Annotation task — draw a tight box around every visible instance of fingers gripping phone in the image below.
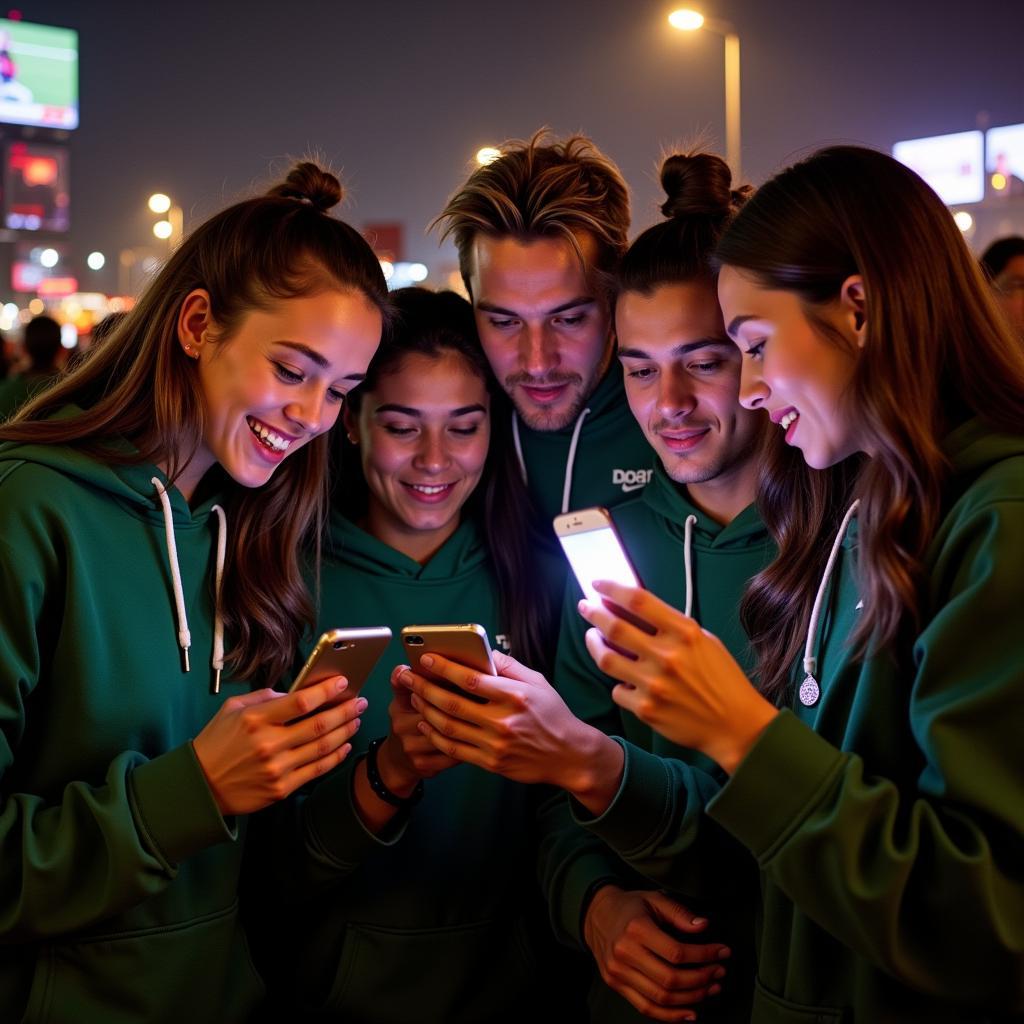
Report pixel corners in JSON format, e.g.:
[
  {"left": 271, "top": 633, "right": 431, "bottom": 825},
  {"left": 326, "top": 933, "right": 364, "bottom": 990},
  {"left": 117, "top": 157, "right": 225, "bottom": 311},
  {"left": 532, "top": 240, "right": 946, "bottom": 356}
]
[
  {"left": 401, "top": 624, "right": 495, "bottom": 703},
  {"left": 289, "top": 627, "right": 393, "bottom": 695},
  {"left": 553, "top": 507, "right": 641, "bottom": 603}
]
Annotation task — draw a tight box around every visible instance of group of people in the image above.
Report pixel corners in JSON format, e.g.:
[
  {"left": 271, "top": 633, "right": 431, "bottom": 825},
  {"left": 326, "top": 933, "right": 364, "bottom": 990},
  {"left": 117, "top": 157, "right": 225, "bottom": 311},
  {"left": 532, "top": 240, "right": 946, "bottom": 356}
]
[{"left": 0, "top": 132, "right": 1021, "bottom": 1024}]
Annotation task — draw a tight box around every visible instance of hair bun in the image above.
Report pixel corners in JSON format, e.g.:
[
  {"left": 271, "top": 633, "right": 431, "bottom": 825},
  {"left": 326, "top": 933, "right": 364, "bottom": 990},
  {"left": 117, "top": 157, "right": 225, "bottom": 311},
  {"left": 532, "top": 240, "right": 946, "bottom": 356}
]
[
  {"left": 660, "top": 152, "right": 740, "bottom": 220},
  {"left": 268, "top": 161, "right": 344, "bottom": 213}
]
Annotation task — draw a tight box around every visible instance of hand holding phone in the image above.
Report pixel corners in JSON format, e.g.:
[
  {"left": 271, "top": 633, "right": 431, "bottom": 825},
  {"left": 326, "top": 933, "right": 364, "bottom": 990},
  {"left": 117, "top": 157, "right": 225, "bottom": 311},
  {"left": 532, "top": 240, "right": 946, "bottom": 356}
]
[
  {"left": 401, "top": 624, "right": 495, "bottom": 703},
  {"left": 289, "top": 627, "right": 393, "bottom": 696}
]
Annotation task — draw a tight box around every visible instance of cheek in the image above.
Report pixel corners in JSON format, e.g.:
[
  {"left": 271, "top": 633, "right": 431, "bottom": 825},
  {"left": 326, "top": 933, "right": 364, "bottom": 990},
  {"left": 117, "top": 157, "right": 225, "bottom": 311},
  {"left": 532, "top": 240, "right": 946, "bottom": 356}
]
[{"left": 362, "top": 436, "right": 405, "bottom": 484}]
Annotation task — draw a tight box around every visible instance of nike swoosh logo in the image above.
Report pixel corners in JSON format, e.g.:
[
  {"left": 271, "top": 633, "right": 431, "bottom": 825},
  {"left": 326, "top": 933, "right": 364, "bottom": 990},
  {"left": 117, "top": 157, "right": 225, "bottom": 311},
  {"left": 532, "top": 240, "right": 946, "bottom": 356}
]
[{"left": 620, "top": 481, "right": 646, "bottom": 493}]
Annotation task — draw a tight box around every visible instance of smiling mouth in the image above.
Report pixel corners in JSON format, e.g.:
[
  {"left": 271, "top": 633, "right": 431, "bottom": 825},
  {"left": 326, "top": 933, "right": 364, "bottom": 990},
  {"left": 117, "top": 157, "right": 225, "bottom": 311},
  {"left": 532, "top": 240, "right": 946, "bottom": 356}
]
[
  {"left": 658, "top": 427, "right": 710, "bottom": 451},
  {"left": 246, "top": 416, "right": 293, "bottom": 453}
]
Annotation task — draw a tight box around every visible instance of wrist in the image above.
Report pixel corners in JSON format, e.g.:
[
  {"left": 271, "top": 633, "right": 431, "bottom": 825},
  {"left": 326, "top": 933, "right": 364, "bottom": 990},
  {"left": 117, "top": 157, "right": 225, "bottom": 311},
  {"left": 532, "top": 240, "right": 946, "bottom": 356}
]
[
  {"left": 712, "top": 698, "right": 778, "bottom": 775},
  {"left": 583, "top": 882, "right": 622, "bottom": 948},
  {"left": 559, "top": 726, "right": 624, "bottom": 810},
  {"left": 374, "top": 736, "right": 421, "bottom": 800}
]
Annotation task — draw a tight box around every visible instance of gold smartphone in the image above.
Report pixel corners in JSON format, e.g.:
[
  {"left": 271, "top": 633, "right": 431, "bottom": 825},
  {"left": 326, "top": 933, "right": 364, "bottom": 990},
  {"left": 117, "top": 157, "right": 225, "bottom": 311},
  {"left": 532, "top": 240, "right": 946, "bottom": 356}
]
[
  {"left": 401, "top": 623, "right": 495, "bottom": 702},
  {"left": 289, "top": 627, "right": 393, "bottom": 695}
]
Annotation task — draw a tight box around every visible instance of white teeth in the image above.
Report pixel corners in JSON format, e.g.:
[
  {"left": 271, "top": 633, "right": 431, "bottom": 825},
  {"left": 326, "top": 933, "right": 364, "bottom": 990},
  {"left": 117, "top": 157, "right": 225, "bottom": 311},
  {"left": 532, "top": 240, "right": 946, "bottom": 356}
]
[
  {"left": 409, "top": 484, "right": 449, "bottom": 495},
  {"left": 247, "top": 417, "right": 291, "bottom": 452},
  {"left": 780, "top": 410, "right": 799, "bottom": 431}
]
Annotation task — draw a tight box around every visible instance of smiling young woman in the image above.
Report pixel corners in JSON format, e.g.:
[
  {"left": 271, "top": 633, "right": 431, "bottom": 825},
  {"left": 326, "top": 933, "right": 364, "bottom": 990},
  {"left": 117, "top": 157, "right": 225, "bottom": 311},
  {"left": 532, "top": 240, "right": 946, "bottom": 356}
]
[
  {"left": 0, "top": 161, "right": 388, "bottom": 1023},
  {"left": 572, "top": 145, "right": 1024, "bottom": 1022}
]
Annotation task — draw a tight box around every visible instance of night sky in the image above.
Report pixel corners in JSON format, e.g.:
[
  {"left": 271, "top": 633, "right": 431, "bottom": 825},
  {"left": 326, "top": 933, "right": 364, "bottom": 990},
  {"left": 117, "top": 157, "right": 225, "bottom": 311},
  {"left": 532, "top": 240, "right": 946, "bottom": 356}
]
[{"left": 15, "top": 0, "right": 1024, "bottom": 292}]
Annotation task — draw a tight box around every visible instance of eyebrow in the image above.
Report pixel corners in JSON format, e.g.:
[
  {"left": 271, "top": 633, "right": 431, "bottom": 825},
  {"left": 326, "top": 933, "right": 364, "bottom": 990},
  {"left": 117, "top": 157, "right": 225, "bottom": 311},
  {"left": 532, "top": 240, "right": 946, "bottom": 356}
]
[
  {"left": 374, "top": 403, "right": 488, "bottom": 418},
  {"left": 275, "top": 340, "right": 366, "bottom": 381},
  {"left": 725, "top": 315, "right": 759, "bottom": 339},
  {"left": 618, "top": 337, "right": 733, "bottom": 360},
  {"left": 475, "top": 296, "right": 595, "bottom": 318}
]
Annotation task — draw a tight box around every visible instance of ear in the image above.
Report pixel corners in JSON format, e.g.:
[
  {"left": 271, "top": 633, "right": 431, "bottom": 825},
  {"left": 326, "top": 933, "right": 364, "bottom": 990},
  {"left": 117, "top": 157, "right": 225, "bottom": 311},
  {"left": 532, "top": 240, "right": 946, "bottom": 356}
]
[
  {"left": 176, "top": 288, "right": 213, "bottom": 358},
  {"left": 838, "top": 275, "right": 867, "bottom": 349},
  {"left": 342, "top": 401, "right": 360, "bottom": 444}
]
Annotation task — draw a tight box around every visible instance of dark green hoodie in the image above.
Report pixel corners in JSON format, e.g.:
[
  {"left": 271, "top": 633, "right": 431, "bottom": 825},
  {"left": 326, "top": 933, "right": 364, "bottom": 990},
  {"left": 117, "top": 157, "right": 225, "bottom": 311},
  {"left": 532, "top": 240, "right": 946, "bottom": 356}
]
[
  {"left": 514, "top": 366, "right": 653, "bottom": 523},
  {"left": 0, "top": 437, "right": 263, "bottom": 1023},
  {"left": 541, "top": 461, "right": 775, "bottom": 1022},
  {"left": 251, "top": 513, "right": 583, "bottom": 1023},
  {"left": 591, "top": 421, "right": 1024, "bottom": 1022}
]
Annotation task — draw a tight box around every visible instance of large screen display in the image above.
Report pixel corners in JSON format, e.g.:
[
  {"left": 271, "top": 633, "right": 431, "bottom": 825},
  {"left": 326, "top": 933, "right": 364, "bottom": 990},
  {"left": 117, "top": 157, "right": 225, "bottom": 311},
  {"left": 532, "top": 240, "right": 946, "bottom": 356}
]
[
  {"left": 4, "top": 141, "right": 70, "bottom": 231},
  {"left": 986, "top": 124, "right": 1024, "bottom": 182},
  {"left": 0, "top": 18, "right": 78, "bottom": 130},
  {"left": 892, "top": 131, "right": 984, "bottom": 205}
]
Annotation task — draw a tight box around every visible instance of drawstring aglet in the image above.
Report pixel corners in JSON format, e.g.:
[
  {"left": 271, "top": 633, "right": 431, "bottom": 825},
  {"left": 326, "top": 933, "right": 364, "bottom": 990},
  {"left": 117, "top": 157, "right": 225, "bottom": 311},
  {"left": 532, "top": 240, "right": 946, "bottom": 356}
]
[
  {"left": 181, "top": 647, "right": 191, "bottom": 673},
  {"left": 212, "top": 668, "right": 222, "bottom": 695}
]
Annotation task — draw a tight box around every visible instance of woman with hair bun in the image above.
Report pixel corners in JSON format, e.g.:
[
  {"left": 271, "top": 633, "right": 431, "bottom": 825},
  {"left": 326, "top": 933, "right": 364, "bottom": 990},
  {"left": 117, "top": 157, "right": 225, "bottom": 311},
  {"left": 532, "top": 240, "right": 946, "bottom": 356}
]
[
  {"left": 0, "top": 160, "right": 388, "bottom": 1022},
  {"left": 579, "top": 145, "right": 1024, "bottom": 1020}
]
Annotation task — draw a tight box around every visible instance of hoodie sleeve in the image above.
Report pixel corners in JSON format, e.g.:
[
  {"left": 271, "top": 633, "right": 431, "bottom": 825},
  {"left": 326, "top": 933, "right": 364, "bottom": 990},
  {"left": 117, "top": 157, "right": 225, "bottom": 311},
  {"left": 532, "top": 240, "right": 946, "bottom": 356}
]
[
  {"left": 538, "top": 580, "right": 739, "bottom": 947},
  {"left": 0, "top": 512, "right": 233, "bottom": 942},
  {"left": 708, "top": 496, "right": 1024, "bottom": 1005}
]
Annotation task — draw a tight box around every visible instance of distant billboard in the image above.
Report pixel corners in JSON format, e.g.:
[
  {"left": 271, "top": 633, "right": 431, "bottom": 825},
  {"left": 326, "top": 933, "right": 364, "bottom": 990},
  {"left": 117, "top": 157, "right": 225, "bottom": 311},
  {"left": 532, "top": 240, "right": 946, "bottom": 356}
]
[
  {"left": 986, "top": 123, "right": 1024, "bottom": 182},
  {"left": 4, "top": 141, "right": 70, "bottom": 231},
  {"left": 11, "top": 239, "right": 73, "bottom": 294},
  {"left": 0, "top": 18, "right": 78, "bottom": 130},
  {"left": 892, "top": 130, "right": 984, "bottom": 205}
]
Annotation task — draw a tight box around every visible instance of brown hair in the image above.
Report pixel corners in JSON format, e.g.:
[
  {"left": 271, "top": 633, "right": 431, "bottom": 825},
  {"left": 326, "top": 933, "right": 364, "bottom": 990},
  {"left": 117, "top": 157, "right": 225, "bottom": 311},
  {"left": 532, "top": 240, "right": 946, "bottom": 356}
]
[
  {"left": 0, "top": 161, "right": 390, "bottom": 685},
  {"left": 716, "top": 145, "right": 1024, "bottom": 696},
  {"left": 433, "top": 129, "right": 630, "bottom": 300},
  {"left": 617, "top": 149, "right": 751, "bottom": 296}
]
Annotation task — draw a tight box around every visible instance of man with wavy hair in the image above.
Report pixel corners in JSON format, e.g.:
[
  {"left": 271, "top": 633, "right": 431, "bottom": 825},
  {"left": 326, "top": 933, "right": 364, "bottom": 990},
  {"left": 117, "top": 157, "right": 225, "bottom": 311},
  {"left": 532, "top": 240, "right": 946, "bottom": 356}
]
[{"left": 435, "top": 131, "right": 652, "bottom": 521}]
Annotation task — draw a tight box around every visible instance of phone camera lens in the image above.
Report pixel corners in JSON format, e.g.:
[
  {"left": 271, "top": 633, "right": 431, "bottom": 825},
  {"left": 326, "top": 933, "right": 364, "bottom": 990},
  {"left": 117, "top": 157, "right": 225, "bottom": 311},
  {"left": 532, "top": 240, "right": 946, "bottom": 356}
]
[
  {"left": 406, "top": 635, "right": 424, "bottom": 646},
  {"left": 332, "top": 640, "right": 350, "bottom": 651}
]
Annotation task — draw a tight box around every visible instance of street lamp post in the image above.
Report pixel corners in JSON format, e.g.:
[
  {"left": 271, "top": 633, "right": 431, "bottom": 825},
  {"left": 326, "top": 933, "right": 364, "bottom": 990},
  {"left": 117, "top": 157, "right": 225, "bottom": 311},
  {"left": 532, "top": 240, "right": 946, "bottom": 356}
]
[{"left": 668, "top": 9, "right": 742, "bottom": 182}]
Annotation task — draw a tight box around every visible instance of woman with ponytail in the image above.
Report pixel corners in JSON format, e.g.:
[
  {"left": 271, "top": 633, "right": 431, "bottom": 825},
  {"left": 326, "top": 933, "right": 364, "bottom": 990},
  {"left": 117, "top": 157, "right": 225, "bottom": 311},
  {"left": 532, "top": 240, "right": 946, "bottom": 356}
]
[
  {"left": 0, "top": 161, "right": 388, "bottom": 1023},
  {"left": 577, "top": 145, "right": 1024, "bottom": 1020}
]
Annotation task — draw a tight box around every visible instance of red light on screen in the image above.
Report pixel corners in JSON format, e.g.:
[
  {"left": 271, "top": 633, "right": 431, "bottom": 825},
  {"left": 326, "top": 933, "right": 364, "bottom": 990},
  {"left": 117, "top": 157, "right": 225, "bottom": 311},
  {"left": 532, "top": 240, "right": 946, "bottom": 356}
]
[{"left": 22, "top": 157, "right": 58, "bottom": 187}]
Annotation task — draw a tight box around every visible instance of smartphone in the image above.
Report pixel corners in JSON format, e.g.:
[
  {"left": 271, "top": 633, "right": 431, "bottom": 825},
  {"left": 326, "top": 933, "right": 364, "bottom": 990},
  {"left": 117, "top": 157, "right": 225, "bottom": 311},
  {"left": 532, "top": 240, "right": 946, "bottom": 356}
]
[
  {"left": 401, "top": 624, "right": 495, "bottom": 703},
  {"left": 553, "top": 507, "right": 641, "bottom": 603},
  {"left": 289, "top": 626, "right": 393, "bottom": 695}
]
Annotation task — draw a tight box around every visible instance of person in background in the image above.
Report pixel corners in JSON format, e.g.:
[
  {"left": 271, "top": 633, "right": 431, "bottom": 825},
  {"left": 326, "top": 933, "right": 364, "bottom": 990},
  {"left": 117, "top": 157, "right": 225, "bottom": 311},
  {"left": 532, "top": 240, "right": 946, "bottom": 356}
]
[
  {"left": 249, "top": 287, "right": 580, "bottom": 1024},
  {"left": 576, "top": 145, "right": 1024, "bottom": 1022},
  {"left": 980, "top": 234, "right": 1024, "bottom": 343},
  {"left": 0, "top": 314, "right": 63, "bottom": 419},
  {"left": 434, "top": 130, "right": 653, "bottom": 522},
  {"left": 0, "top": 161, "right": 387, "bottom": 1024}
]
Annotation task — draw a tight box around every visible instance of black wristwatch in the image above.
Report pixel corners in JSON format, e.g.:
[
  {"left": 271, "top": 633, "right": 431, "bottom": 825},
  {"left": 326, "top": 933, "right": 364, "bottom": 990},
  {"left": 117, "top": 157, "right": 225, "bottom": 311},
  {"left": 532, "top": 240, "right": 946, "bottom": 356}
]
[{"left": 365, "top": 737, "right": 424, "bottom": 808}]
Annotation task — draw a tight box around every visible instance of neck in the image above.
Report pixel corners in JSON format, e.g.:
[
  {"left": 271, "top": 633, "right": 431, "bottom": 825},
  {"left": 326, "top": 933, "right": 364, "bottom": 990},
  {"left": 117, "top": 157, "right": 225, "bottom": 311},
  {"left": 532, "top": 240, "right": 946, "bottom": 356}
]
[
  {"left": 158, "top": 449, "right": 214, "bottom": 506},
  {"left": 364, "top": 502, "right": 461, "bottom": 566},
  {"left": 683, "top": 455, "right": 760, "bottom": 526}
]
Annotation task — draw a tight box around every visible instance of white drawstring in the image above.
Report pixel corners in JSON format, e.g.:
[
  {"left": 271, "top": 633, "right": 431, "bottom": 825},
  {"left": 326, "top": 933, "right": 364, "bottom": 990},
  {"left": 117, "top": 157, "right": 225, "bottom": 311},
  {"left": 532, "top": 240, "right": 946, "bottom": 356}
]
[
  {"left": 152, "top": 478, "right": 229, "bottom": 691},
  {"left": 800, "top": 500, "right": 860, "bottom": 706},
  {"left": 682, "top": 514, "right": 697, "bottom": 618},
  {"left": 211, "top": 504, "right": 227, "bottom": 694},
  {"left": 561, "top": 407, "right": 591, "bottom": 514},
  {"left": 153, "top": 478, "right": 191, "bottom": 672},
  {"left": 511, "top": 411, "right": 528, "bottom": 485}
]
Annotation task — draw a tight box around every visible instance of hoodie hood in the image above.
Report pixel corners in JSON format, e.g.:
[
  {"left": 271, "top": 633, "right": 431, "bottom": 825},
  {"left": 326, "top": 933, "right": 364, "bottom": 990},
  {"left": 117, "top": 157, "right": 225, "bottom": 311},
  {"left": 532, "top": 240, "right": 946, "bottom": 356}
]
[
  {"left": 325, "top": 511, "right": 489, "bottom": 583},
  {"left": 641, "top": 459, "right": 767, "bottom": 550},
  {"left": 944, "top": 416, "right": 1024, "bottom": 481}
]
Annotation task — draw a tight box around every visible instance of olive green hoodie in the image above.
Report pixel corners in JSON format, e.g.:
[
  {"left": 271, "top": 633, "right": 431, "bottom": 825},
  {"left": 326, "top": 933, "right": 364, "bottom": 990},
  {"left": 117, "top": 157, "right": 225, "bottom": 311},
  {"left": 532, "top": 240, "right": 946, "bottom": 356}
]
[
  {"left": 541, "top": 461, "right": 775, "bottom": 1021},
  {"left": 0, "top": 436, "right": 263, "bottom": 1023},
  {"left": 513, "top": 366, "right": 653, "bottom": 523},
  {"left": 250, "top": 513, "right": 584, "bottom": 1023},
  {"left": 588, "top": 420, "right": 1024, "bottom": 1021}
]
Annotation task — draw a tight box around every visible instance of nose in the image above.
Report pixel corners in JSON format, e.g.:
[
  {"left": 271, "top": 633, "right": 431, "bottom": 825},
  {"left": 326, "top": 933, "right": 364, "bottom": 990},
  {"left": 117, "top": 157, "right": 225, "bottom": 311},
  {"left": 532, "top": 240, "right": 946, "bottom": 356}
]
[
  {"left": 412, "top": 429, "right": 451, "bottom": 473},
  {"left": 657, "top": 364, "right": 697, "bottom": 419},
  {"left": 520, "top": 322, "right": 558, "bottom": 378},
  {"left": 284, "top": 386, "right": 329, "bottom": 435},
  {"left": 738, "top": 358, "right": 769, "bottom": 410}
]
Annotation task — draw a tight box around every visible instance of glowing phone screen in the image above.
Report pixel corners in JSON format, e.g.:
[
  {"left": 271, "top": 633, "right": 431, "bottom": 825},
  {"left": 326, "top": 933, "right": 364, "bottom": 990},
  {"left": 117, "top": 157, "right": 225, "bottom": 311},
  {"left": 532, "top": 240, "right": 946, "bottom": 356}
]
[{"left": 558, "top": 527, "right": 639, "bottom": 603}]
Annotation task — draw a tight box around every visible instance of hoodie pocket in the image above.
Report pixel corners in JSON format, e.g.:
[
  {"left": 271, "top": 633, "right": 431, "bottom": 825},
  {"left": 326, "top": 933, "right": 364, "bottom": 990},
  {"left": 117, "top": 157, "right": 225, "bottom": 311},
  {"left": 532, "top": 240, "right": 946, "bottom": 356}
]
[
  {"left": 751, "top": 976, "right": 845, "bottom": 1024},
  {"left": 20, "top": 901, "right": 264, "bottom": 1024},
  {"left": 324, "top": 916, "right": 539, "bottom": 1024}
]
